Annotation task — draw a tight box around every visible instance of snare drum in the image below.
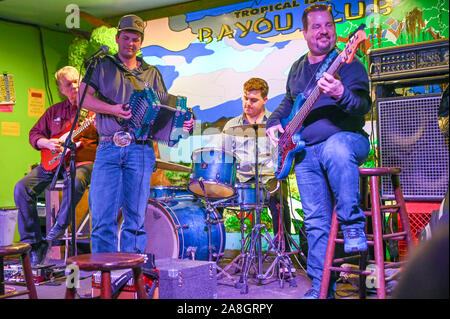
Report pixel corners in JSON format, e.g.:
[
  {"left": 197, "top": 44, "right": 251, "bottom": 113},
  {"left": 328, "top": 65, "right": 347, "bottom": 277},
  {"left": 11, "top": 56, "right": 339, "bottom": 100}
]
[
  {"left": 233, "top": 183, "right": 267, "bottom": 208},
  {"left": 150, "top": 186, "right": 190, "bottom": 201},
  {"left": 188, "top": 148, "right": 238, "bottom": 198},
  {"left": 144, "top": 195, "right": 225, "bottom": 261}
]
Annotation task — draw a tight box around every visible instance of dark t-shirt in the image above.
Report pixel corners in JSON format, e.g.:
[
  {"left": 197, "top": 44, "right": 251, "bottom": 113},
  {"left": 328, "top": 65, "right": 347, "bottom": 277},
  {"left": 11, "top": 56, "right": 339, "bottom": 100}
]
[
  {"left": 83, "top": 54, "right": 167, "bottom": 137},
  {"left": 267, "top": 51, "right": 371, "bottom": 145}
]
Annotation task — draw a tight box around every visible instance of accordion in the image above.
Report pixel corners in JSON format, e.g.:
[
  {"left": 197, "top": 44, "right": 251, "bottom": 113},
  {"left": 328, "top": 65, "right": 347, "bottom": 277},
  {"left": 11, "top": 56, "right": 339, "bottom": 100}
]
[{"left": 123, "top": 88, "right": 193, "bottom": 147}]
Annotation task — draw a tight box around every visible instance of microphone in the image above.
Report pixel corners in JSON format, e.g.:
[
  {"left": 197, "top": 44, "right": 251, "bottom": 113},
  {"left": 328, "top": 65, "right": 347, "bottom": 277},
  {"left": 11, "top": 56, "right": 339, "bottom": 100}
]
[{"left": 84, "top": 45, "right": 109, "bottom": 66}]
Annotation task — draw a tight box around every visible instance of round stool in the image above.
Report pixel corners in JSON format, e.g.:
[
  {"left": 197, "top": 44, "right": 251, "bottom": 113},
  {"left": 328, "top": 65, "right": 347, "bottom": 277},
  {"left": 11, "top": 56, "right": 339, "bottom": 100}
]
[
  {"left": 0, "top": 243, "right": 38, "bottom": 299},
  {"left": 65, "top": 252, "right": 147, "bottom": 299},
  {"left": 319, "top": 167, "right": 413, "bottom": 299}
]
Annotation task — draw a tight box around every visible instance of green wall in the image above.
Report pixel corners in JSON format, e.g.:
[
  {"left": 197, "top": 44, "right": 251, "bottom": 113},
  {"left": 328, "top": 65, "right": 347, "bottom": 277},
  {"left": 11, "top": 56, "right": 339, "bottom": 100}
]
[{"left": 0, "top": 19, "right": 74, "bottom": 207}]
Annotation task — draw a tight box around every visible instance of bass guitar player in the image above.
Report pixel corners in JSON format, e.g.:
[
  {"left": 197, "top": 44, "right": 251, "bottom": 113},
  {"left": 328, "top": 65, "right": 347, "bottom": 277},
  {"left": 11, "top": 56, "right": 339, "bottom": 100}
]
[{"left": 266, "top": 4, "right": 371, "bottom": 299}]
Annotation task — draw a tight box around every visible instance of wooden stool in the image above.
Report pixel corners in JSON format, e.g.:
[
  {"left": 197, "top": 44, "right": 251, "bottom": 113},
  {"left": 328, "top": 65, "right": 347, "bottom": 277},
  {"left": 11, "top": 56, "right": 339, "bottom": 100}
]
[
  {"left": 319, "top": 167, "right": 413, "bottom": 299},
  {"left": 65, "top": 252, "right": 147, "bottom": 299},
  {"left": 0, "top": 243, "right": 38, "bottom": 299}
]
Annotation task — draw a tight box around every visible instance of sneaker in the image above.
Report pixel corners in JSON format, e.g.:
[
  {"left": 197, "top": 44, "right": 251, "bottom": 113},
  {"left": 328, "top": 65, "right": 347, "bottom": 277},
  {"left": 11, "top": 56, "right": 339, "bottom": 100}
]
[
  {"left": 343, "top": 228, "right": 368, "bottom": 253},
  {"left": 301, "top": 288, "right": 335, "bottom": 299},
  {"left": 301, "top": 288, "right": 319, "bottom": 299},
  {"left": 46, "top": 223, "right": 67, "bottom": 241}
]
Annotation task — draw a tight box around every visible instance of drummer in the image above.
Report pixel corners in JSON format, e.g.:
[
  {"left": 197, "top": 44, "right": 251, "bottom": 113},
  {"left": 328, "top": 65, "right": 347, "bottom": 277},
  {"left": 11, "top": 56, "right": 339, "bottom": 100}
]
[{"left": 222, "top": 77, "right": 291, "bottom": 249}]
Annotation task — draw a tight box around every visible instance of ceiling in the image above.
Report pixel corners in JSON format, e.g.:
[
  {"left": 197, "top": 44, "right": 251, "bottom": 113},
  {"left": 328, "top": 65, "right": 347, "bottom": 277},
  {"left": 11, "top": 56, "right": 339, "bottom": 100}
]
[{"left": 0, "top": 0, "right": 196, "bottom": 32}]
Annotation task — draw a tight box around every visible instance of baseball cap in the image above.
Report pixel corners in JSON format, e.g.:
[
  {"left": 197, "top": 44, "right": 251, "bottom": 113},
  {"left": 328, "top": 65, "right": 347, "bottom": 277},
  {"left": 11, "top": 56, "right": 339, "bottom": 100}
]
[{"left": 118, "top": 14, "right": 145, "bottom": 37}]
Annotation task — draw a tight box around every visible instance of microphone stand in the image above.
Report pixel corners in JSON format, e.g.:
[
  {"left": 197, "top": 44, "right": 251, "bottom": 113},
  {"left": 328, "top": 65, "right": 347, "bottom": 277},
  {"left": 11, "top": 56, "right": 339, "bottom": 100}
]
[{"left": 49, "top": 56, "right": 100, "bottom": 257}]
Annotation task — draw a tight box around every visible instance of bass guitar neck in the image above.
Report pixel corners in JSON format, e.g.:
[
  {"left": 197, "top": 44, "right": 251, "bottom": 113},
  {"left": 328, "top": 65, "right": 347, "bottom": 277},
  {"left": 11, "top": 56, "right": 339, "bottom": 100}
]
[{"left": 274, "top": 25, "right": 367, "bottom": 180}]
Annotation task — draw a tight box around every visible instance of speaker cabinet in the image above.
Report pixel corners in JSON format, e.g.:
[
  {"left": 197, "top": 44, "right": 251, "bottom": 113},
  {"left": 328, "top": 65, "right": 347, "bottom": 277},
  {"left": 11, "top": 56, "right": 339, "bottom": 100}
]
[{"left": 377, "top": 93, "right": 449, "bottom": 201}]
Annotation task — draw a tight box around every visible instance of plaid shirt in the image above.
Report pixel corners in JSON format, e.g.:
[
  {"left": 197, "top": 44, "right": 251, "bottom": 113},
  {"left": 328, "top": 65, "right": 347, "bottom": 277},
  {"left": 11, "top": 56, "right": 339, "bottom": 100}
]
[{"left": 222, "top": 109, "right": 276, "bottom": 184}]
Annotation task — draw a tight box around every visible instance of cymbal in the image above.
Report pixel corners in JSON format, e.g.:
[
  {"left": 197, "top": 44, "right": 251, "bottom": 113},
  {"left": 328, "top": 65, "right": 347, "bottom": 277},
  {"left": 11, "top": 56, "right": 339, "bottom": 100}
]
[
  {"left": 155, "top": 159, "right": 191, "bottom": 173},
  {"left": 223, "top": 123, "right": 267, "bottom": 138},
  {"left": 240, "top": 171, "right": 275, "bottom": 177}
]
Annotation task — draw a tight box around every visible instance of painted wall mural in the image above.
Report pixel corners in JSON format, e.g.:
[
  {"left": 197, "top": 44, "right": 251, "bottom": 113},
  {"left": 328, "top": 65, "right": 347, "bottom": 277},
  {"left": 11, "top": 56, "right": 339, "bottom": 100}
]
[
  {"left": 67, "top": 0, "right": 449, "bottom": 162},
  {"left": 140, "top": 0, "right": 448, "bottom": 125}
]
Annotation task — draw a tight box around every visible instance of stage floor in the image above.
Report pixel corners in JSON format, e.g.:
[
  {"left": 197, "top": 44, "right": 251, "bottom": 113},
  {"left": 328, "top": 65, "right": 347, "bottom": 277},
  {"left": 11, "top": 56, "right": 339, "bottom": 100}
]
[{"left": 3, "top": 249, "right": 367, "bottom": 300}]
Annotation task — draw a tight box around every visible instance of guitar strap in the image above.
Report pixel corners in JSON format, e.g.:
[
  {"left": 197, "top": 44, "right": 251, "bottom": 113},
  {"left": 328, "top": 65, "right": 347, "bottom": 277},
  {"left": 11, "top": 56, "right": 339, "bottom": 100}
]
[
  {"left": 104, "top": 54, "right": 152, "bottom": 129},
  {"left": 314, "top": 48, "right": 339, "bottom": 82},
  {"left": 105, "top": 54, "right": 149, "bottom": 90},
  {"left": 302, "top": 48, "right": 340, "bottom": 99}
]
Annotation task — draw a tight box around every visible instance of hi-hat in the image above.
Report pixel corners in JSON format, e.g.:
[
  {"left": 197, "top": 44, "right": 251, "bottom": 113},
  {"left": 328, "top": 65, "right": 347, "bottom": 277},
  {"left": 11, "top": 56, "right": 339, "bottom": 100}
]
[
  {"left": 240, "top": 171, "right": 275, "bottom": 177},
  {"left": 155, "top": 159, "right": 191, "bottom": 172},
  {"left": 223, "top": 123, "right": 267, "bottom": 138}
]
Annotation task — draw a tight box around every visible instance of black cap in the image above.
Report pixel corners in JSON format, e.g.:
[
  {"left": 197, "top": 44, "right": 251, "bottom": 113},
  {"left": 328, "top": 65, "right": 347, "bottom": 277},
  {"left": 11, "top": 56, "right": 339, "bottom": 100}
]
[{"left": 118, "top": 14, "right": 145, "bottom": 37}]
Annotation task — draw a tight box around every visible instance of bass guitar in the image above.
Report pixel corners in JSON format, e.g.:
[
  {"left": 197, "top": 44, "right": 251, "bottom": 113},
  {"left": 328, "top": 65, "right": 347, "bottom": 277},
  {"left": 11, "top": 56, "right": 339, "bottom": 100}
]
[
  {"left": 274, "top": 24, "right": 367, "bottom": 180},
  {"left": 41, "top": 114, "right": 95, "bottom": 171}
]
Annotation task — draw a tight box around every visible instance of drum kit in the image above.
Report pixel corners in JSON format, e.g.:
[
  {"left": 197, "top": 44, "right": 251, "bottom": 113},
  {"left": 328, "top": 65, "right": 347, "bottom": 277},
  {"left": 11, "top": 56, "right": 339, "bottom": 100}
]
[{"left": 145, "top": 123, "right": 301, "bottom": 293}]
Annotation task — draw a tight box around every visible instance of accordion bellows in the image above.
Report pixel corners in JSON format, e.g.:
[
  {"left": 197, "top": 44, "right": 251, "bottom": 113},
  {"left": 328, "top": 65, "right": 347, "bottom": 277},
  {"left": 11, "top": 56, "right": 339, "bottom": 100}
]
[{"left": 124, "top": 88, "right": 192, "bottom": 146}]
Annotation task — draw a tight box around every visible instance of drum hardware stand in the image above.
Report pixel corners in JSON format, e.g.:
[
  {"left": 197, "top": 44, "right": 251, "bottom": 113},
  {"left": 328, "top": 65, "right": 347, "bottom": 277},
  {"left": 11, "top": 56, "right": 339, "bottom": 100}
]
[
  {"left": 238, "top": 124, "right": 299, "bottom": 293},
  {"left": 263, "top": 177, "right": 308, "bottom": 273},
  {"left": 240, "top": 223, "right": 296, "bottom": 293},
  {"left": 240, "top": 203, "right": 297, "bottom": 292},
  {"left": 265, "top": 206, "right": 298, "bottom": 289},
  {"left": 284, "top": 176, "right": 308, "bottom": 270},
  {"left": 216, "top": 206, "right": 256, "bottom": 285},
  {"left": 197, "top": 178, "right": 242, "bottom": 288},
  {"left": 264, "top": 179, "right": 307, "bottom": 287}
]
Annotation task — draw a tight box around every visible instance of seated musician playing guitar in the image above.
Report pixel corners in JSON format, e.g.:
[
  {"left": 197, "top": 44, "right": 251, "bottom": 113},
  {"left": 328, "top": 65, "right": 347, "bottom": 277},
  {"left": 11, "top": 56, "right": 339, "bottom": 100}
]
[
  {"left": 14, "top": 66, "right": 98, "bottom": 265},
  {"left": 266, "top": 4, "right": 371, "bottom": 299}
]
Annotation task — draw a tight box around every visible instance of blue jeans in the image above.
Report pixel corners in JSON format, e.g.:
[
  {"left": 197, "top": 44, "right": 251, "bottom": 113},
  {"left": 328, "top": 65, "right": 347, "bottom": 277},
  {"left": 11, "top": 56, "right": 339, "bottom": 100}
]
[
  {"left": 89, "top": 141, "right": 155, "bottom": 253},
  {"left": 14, "top": 163, "right": 92, "bottom": 244},
  {"left": 294, "top": 131, "right": 370, "bottom": 291}
]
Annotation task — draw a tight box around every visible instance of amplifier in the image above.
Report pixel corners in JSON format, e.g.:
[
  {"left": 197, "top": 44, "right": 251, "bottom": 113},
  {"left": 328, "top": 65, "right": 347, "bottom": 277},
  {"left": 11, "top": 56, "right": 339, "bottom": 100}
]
[
  {"left": 368, "top": 39, "right": 449, "bottom": 82},
  {"left": 376, "top": 93, "right": 449, "bottom": 201}
]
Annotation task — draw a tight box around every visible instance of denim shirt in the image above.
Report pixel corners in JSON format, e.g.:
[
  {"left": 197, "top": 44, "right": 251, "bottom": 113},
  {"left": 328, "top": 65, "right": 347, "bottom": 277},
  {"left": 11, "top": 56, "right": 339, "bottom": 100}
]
[{"left": 222, "top": 109, "right": 276, "bottom": 184}]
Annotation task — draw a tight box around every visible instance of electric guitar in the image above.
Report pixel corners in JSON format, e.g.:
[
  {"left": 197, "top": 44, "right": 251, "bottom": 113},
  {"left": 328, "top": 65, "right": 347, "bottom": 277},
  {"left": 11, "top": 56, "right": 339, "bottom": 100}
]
[
  {"left": 41, "top": 114, "right": 96, "bottom": 171},
  {"left": 274, "top": 24, "right": 367, "bottom": 180}
]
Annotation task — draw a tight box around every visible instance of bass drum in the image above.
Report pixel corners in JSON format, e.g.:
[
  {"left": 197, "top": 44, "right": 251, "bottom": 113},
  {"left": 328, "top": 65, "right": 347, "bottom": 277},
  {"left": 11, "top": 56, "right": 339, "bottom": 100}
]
[{"left": 145, "top": 195, "right": 226, "bottom": 261}]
